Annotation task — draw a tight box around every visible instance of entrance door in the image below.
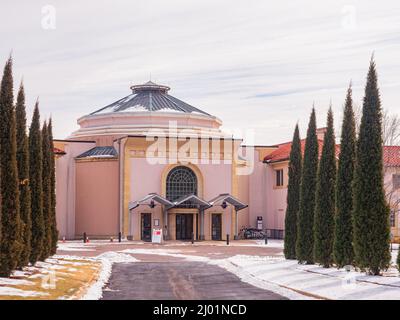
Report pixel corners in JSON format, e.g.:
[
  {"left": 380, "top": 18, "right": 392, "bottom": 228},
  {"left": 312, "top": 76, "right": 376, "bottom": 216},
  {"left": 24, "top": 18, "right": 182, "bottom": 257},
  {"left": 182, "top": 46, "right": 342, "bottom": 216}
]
[
  {"left": 141, "top": 213, "right": 152, "bottom": 242},
  {"left": 176, "top": 214, "right": 193, "bottom": 240},
  {"left": 212, "top": 214, "right": 222, "bottom": 241}
]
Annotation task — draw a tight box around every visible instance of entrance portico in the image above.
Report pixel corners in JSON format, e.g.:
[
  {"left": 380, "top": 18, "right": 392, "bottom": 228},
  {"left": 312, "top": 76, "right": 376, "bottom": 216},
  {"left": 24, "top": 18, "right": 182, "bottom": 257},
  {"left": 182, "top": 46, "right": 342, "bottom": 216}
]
[{"left": 129, "top": 192, "right": 247, "bottom": 241}]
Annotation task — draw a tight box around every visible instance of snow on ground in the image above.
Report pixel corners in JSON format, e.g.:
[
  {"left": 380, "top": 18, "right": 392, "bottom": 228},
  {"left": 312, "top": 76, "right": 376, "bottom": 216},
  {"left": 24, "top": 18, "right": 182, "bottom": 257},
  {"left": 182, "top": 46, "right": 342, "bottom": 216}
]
[
  {"left": 53, "top": 240, "right": 400, "bottom": 300},
  {"left": 117, "top": 244, "right": 400, "bottom": 300},
  {"left": 80, "top": 257, "right": 112, "bottom": 300},
  {"left": 0, "top": 287, "right": 49, "bottom": 298},
  {"left": 229, "top": 239, "right": 284, "bottom": 249},
  {"left": 78, "top": 252, "right": 140, "bottom": 300},
  {"left": 96, "top": 252, "right": 139, "bottom": 263},
  {"left": 219, "top": 254, "right": 400, "bottom": 300},
  {"left": 120, "top": 248, "right": 209, "bottom": 262},
  {"left": 56, "top": 243, "right": 97, "bottom": 252},
  {"left": 160, "top": 239, "right": 283, "bottom": 248},
  {"left": 0, "top": 278, "right": 35, "bottom": 286}
]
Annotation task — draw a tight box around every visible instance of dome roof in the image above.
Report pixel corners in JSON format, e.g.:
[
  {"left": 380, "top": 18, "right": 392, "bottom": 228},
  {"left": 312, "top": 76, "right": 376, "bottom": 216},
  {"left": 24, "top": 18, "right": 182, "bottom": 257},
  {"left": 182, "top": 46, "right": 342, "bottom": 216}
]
[
  {"left": 90, "top": 81, "right": 211, "bottom": 116},
  {"left": 71, "top": 81, "right": 224, "bottom": 140}
]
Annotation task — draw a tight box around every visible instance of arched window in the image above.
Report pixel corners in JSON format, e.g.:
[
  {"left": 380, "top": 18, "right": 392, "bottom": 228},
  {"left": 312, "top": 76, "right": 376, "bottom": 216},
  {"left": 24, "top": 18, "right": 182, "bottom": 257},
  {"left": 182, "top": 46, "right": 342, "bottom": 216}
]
[{"left": 166, "top": 166, "right": 198, "bottom": 203}]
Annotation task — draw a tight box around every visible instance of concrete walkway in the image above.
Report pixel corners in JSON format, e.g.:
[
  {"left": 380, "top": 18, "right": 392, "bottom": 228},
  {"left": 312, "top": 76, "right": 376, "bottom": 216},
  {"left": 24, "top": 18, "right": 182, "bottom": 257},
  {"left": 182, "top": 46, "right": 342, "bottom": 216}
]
[{"left": 101, "top": 261, "right": 287, "bottom": 300}]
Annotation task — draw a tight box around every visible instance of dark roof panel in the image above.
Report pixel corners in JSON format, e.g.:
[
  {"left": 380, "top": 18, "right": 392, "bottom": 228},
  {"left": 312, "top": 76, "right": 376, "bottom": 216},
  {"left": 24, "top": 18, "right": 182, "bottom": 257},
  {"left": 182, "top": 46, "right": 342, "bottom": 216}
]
[
  {"left": 76, "top": 146, "right": 118, "bottom": 159},
  {"left": 90, "top": 82, "right": 211, "bottom": 116}
]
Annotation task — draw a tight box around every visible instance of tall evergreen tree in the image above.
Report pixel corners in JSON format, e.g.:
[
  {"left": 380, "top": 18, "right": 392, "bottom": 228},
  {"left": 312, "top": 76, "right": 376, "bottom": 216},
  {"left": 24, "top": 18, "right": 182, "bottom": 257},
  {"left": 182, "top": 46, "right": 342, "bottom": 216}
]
[
  {"left": 397, "top": 248, "right": 400, "bottom": 271},
  {"left": 0, "top": 57, "right": 22, "bottom": 277},
  {"left": 314, "top": 108, "right": 336, "bottom": 267},
  {"left": 334, "top": 85, "right": 356, "bottom": 268},
  {"left": 353, "top": 58, "right": 391, "bottom": 275},
  {"left": 284, "top": 124, "right": 302, "bottom": 259},
  {"left": 296, "top": 108, "right": 319, "bottom": 264},
  {"left": 15, "top": 82, "right": 32, "bottom": 268},
  {"left": 29, "top": 102, "right": 45, "bottom": 265},
  {"left": 48, "top": 118, "right": 58, "bottom": 255},
  {"left": 40, "top": 121, "right": 51, "bottom": 261}
]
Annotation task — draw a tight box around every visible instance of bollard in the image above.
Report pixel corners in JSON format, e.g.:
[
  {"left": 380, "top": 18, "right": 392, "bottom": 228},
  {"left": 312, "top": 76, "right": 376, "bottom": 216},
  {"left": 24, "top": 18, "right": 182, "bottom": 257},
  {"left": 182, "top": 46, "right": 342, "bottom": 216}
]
[
  {"left": 226, "top": 234, "right": 230, "bottom": 245},
  {"left": 83, "top": 232, "right": 87, "bottom": 243},
  {"left": 191, "top": 232, "right": 194, "bottom": 244},
  {"left": 62, "top": 236, "right": 65, "bottom": 243},
  {"left": 118, "top": 231, "right": 122, "bottom": 243},
  {"left": 264, "top": 233, "right": 268, "bottom": 245}
]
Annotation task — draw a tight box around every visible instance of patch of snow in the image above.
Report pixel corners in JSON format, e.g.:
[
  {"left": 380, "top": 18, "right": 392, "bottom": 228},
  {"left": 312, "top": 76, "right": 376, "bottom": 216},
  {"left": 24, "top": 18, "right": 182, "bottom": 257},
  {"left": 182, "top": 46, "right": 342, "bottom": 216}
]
[
  {"left": 119, "top": 248, "right": 209, "bottom": 262},
  {"left": 0, "top": 286, "right": 48, "bottom": 297},
  {"left": 12, "top": 270, "right": 31, "bottom": 277},
  {"left": 221, "top": 254, "right": 400, "bottom": 300},
  {"left": 232, "top": 239, "right": 284, "bottom": 249},
  {"left": 80, "top": 252, "right": 139, "bottom": 300},
  {"left": 156, "top": 108, "right": 182, "bottom": 113},
  {"left": 86, "top": 155, "right": 115, "bottom": 158},
  {"left": 208, "top": 258, "right": 310, "bottom": 300},
  {"left": 56, "top": 243, "right": 96, "bottom": 252},
  {"left": 0, "top": 278, "right": 35, "bottom": 286},
  {"left": 96, "top": 252, "right": 139, "bottom": 263},
  {"left": 80, "top": 258, "right": 112, "bottom": 300},
  {"left": 122, "top": 105, "right": 148, "bottom": 112}
]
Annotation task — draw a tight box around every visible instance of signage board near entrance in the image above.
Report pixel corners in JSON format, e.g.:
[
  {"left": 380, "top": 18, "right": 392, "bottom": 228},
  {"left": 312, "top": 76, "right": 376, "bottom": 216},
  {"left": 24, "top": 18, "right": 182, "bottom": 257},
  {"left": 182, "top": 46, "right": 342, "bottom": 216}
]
[
  {"left": 257, "top": 216, "right": 263, "bottom": 230},
  {"left": 152, "top": 228, "right": 163, "bottom": 244}
]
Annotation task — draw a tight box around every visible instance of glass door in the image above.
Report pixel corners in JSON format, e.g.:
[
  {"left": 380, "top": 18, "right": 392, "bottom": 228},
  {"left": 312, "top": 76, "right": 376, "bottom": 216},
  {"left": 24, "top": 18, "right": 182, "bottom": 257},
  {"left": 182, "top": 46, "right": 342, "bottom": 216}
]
[
  {"left": 141, "top": 213, "right": 152, "bottom": 242},
  {"left": 176, "top": 214, "right": 193, "bottom": 240},
  {"left": 212, "top": 214, "right": 222, "bottom": 240}
]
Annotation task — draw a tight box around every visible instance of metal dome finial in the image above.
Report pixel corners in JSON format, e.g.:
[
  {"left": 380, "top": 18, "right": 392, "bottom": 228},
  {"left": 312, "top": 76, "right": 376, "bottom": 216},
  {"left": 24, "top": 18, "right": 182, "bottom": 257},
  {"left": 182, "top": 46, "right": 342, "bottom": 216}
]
[{"left": 130, "top": 81, "right": 170, "bottom": 94}]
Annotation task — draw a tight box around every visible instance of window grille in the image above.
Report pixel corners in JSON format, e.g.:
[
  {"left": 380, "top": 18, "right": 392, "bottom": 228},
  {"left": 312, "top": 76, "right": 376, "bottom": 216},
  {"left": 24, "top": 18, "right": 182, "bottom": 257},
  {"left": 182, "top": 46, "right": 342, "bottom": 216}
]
[{"left": 166, "top": 166, "right": 198, "bottom": 207}]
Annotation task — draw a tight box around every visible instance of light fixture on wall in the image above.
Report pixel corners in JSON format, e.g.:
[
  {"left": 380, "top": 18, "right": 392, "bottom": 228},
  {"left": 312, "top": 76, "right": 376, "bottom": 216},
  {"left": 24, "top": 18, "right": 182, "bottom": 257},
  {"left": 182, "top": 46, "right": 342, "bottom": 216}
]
[
  {"left": 149, "top": 200, "right": 155, "bottom": 209},
  {"left": 221, "top": 201, "right": 227, "bottom": 209}
]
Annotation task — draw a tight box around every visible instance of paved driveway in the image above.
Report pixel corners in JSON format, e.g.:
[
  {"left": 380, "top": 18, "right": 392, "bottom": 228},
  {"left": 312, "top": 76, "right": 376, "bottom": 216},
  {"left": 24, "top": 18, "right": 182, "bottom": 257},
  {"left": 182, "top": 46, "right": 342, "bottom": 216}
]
[{"left": 101, "top": 261, "right": 286, "bottom": 300}]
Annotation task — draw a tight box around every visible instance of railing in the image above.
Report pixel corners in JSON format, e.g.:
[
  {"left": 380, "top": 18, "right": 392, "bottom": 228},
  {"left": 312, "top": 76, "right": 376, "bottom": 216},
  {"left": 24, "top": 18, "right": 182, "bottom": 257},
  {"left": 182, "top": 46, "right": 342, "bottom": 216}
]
[
  {"left": 238, "top": 227, "right": 285, "bottom": 240},
  {"left": 265, "top": 229, "right": 285, "bottom": 240}
]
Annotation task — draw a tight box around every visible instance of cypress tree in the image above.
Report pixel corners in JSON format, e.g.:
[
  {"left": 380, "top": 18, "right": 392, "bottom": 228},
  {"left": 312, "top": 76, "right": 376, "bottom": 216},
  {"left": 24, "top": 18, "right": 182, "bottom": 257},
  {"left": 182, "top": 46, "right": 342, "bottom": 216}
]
[
  {"left": 29, "top": 102, "right": 44, "bottom": 265},
  {"left": 40, "top": 121, "right": 51, "bottom": 261},
  {"left": 48, "top": 118, "right": 58, "bottom": 255},
  {"left": 284, "top": 124, "right": 302, "bottom": 259},
  {"left": 314, "top": 108, "right": 336, "bottom": 267},
  {"left": 296, "top": 108, "right": 319, "bottom": 264},
  {"left": 16, "top": 82, "right": 32, "bottom": 268},
  {"left": 334, "top": 85, "right": 356, "bottom": 268},
  {"left": 397, "top": 248, "right": 400, "bottom": 271},
  {"left": 353, "top": 58, "right": 391, "bottom": 275},
  {"left": 0, "top": 57, "right": 22, "bottom": 277}
]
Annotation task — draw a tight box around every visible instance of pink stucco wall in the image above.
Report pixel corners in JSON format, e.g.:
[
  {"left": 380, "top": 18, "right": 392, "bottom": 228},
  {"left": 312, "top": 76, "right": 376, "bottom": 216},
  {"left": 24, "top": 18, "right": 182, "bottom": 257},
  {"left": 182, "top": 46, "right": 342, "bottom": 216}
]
[
  {"left": 237, "top": 173, "right": 249, "bottom": 230},
  {"left": 129, "top": 158, "right": 232, "bottom": 202},
  {"left": 129, "top": 158, "right": 234, "bottom": 239},
  {"left": 75, "top": 160, "right": 119, "bottom": 237},
  {"left": 248, "top": 149, "right": 268, "bottom": 229},
  {"left": 264, "top": 164, "right": 288, "bottom": 231},
  {"left": 55, "top": 141, "right": 95, "bottom": 239}
]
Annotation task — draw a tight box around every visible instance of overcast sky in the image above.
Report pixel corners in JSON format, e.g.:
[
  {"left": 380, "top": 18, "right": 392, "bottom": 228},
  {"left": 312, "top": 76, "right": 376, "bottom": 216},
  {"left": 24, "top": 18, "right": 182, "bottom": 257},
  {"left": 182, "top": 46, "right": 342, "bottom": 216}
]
[{"left": 1, "top": 0, "right": 400, "bottom": 145}]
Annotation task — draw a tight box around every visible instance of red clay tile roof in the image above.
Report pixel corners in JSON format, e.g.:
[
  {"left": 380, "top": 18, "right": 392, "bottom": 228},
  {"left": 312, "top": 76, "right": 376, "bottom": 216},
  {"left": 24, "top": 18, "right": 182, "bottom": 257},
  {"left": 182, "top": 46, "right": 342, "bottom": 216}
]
[
  {"left": 53, "top": 147, "right": 66, "bottom": 155},
  {"left": 264, "top": 140, "right": 400, "bottom": 166},
  {"left": 264, "top": 139, "right": 339, "bottom": 163},
  {"left": 383, "top": 146, "right": 400, "bottom": 167}
]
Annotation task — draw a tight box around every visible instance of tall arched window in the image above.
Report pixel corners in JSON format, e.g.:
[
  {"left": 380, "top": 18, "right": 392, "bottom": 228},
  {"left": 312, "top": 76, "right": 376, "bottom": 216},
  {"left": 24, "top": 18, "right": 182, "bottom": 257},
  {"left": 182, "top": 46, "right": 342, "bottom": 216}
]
[{"left": 166, "top": 166, "right": 198, "bottom": 203}]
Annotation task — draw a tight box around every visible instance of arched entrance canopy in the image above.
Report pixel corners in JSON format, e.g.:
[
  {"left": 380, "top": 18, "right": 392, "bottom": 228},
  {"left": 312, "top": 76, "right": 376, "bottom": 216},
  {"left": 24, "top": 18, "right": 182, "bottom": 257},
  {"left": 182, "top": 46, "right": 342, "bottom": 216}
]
[
  {"left": 129, "top": 193, "right": 247, "bottom": 241},
  {"left": 129, "top": 193, "right": 247, "bottom": 211},
  {"left": 128, "top": 193, "right": 174, "bottom": 211},
  {"left": 208, "top": 193, "right": 248, "bottom": 211},
  {"left": 172, "top": 194, "right": 211, "bottom": 210}
]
